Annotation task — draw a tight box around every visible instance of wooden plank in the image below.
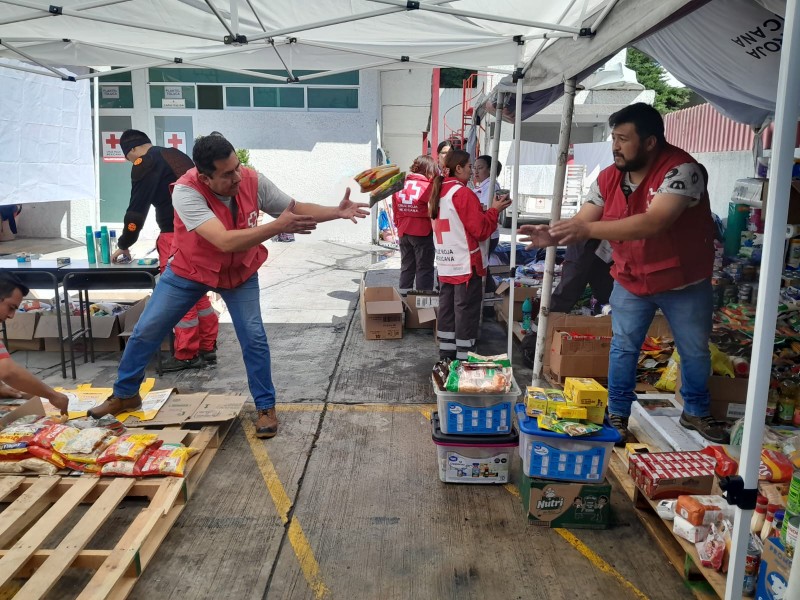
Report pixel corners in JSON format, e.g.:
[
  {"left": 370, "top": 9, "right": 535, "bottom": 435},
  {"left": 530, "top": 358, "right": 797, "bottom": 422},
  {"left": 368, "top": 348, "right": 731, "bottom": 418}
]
[
  {"left": 0, "top": 476, "right": 60, "bottom": 548},
  {"left": 16, "top": 478, "right": 135, "bottom": 599},
  {"left": 0, "top": 549, "right": 109, "bottom": 571},
  {"left": 0, "top": 477, "right": 24, "bottom": 502},
  {"left": 76, "top": 477, "right": 185, "bottom": 600},
  {"left": 0, "top": 477, "right": 97, "bottom": 587}
]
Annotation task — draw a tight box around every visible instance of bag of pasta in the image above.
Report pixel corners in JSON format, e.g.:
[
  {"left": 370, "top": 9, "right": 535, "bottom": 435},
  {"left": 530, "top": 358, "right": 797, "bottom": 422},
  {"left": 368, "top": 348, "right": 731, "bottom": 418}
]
[
  {"left": 136, "top": 443, "right": 199, "bottom": 477},
  {"left": 97, "top": 433, "right": 160, "bottom": 464}
]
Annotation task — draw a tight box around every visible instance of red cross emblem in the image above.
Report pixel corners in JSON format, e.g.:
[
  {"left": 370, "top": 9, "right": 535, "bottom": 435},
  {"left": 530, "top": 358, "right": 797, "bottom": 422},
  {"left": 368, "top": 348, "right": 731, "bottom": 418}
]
[
  {"left": 105, "top": 133, "right": 120, "bottom": 148},
  {"left": 433, "top": 218, "right": 450, "bottom": 245},
  {"left": 167, "top": 133, "right": 183, "bottom": 149}
]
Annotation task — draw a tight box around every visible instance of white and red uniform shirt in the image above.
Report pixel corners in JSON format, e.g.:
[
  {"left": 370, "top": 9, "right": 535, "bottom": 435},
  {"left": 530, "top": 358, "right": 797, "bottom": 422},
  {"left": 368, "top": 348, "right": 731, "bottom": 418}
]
[
  {"left": 391, "top": 173, "right": 432, "bottom": 237},
  {"left": 432, "top": 178, "right": 500, "bottom": 284}
]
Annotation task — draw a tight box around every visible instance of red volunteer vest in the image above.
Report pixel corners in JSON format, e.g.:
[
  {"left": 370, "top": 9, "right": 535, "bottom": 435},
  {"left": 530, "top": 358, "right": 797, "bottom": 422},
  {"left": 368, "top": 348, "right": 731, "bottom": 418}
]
[
  {"left": 392, "top": 173, "right": 432, "bottom": 237},
  {"left": 169, "top": 167, "right": 266, "bottom": 289},
  {"left": 599, "top": 144, "right": 714, "bottom": 296}
]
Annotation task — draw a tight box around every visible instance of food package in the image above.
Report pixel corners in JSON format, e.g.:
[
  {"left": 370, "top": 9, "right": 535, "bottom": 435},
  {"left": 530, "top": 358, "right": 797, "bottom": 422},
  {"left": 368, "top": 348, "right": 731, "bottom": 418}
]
[
  {"left": 0, "top": 421, "right": 47, "bottom": 456},
  {"left": 525, "top": 387, "right": 548, "bottom": 417},
  {"left": 655, "top": 351, "right": 680, "bottom": 392},
  {"left": 536, "top": 416, "right": 602, "bottom": 437},
  {"left": 467, "top": 352, "right": 511, "bottom": 367},
  {"left": 555, "top": 405, "right": 587, "bottom": 420},
  {"left": 673, "top": 515, "right": 710, "bottom": 543},
  {"left": 445, "top": 360, "right": 512, "bottom": 394},
  {"left": 100, "top": 445, "right": 157, "bottom": 477},
  {"left": 563, "top": 378, "right": 607, "bottom": 408},
  {"left": 700, "top": 445, "right": 738, "bottom": 477},
  {"left": 27, "top": 445, "right": 66, "bottom": 468},
  {"left": 628, "top": 452, "right": 716, "bottom": 499},
  {"left": 0, "top": 461, "right": 24, "bottom": 473},
  {"left": 675, "top": 495, "right": 735, "bottom": 526},
  {"left": 709, "top": 343, "right": 734, "bottom": 377},
  {"left": 354, "top": 164, "right": 399, "bottom": 192},
  {"left": 97, "top": 434, "right": 160, "bottom": 464},
  {"left": 696, "top": 529, "right": 726, "bottom": 570},
  {"left": 370, "top": 172, "right": 406, "bottom": 206},
  {"left": 33, "top": 424, "right": 78, "bottom": 450},
  {"left": 136, "top": 443, "right": 198, "bottom": 477},
  {"left": 759, "top": 448, "right": 794, "bottom": 482},
  {"left": 656, "top": 499, "right": 677, "bottom": 520},
  {"left": 18, "top": 458, "right": 59, "bottom": 475},
  {"left": 62, "top": 458, "right": 101, "bottom": 473},
  {"left": 56, "top": 427, "right": 112, "bottom": 456}
]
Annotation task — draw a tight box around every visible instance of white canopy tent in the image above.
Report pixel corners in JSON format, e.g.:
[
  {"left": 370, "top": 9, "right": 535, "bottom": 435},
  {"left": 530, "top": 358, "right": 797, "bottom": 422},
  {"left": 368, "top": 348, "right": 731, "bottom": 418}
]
[{"left": 2, "top": 1, "right": 799, "bottom": 596}]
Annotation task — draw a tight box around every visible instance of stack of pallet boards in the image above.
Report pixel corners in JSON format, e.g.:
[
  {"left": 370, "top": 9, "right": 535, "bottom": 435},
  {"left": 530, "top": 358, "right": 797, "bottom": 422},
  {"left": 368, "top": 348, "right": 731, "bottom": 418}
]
[
  {"left": 0, "top": 390, "right": 246, "bottom": 598},
  {"left": 430, "top": 356, "right": 520, "bottom": 485},
  {"left": 517, "top": 378, "right": 621, "bottom": 529}
]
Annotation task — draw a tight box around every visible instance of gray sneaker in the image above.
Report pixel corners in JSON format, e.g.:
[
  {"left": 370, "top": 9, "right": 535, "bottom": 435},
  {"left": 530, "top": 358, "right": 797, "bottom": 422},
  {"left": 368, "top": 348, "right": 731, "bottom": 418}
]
[
  {"left": 608, "top": 413, "right": 630, "bottom": 447},
  {"left": 679, "top": 413, "right": 729, "bottom": 444}
]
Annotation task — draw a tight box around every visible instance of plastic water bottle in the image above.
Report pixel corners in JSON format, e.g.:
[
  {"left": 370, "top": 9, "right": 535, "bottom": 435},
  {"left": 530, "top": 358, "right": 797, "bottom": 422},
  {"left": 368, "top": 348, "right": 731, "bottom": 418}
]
[
  {"left": 522, "top": 297, "right": 532, "bottom": 332},
  {"left": 85, "top": 226, "right": 96, "bottom": 264}
]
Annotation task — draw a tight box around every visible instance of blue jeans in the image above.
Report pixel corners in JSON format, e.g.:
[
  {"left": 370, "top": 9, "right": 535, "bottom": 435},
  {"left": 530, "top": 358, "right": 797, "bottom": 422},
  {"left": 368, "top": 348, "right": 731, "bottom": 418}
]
[
  {"left": 608, "top": 279, "right": 712, "bottom": 418},
  {"left": 114, "top": 266, "right": 275, "bottom": 410}
]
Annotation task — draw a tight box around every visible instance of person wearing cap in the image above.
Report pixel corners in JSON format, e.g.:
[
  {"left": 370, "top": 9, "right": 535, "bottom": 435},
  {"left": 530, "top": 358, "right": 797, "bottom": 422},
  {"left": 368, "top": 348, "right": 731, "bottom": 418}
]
[
  {"left": 0, "top": 273, "right": 69, "bottom": 414},
  {"left": 90, "top": 133, "right": 369, "bottom": 439},
  {"left": 113, "top": 129, "right": 220, "bottom": 373}
]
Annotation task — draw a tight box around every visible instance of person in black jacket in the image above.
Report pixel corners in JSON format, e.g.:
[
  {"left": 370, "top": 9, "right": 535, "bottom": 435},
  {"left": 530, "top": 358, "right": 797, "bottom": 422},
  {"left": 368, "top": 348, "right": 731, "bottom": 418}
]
[{"left": 112, "top": 130, "right": 219, "bottom": 372}]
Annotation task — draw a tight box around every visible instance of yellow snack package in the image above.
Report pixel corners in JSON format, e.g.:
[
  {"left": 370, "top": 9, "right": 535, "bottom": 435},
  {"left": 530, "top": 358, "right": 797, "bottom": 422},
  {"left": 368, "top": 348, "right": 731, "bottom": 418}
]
[
  {"left": 97, "top": 433, "right": 160, "bottom": 464},
  {"left": 137, "top": 443, "right": 199, "bottom": 477}
]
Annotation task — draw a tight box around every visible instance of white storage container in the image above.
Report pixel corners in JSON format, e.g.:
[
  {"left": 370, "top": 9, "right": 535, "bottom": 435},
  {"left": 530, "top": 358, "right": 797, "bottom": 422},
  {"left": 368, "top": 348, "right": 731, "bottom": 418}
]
[
  {"left": 431, "top": 412, "right": 518, "bottom": 484},
  {"left": 433, "top": 375, "right": 521, "bottom": 435}
]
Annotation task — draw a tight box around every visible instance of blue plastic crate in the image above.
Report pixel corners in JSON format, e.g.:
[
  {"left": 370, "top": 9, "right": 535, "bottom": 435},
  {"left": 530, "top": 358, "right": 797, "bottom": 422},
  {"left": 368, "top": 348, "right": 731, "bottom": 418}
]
[{"left": 433, "top": 376, "right": 521, "bottom": 435}]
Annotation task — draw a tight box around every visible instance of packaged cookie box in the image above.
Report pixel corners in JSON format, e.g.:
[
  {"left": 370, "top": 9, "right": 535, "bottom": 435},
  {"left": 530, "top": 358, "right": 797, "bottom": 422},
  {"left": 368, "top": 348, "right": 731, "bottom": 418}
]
[
  {"left": 628, "top": 452, "right": 716, "bottom": 499},
  {"left": 563, "top": 377, "right": 608, "bottom": 408},
  {"left": 515, "top": 405, "right": 621, "bottom": 483},
  {"left": 432, "top": 375, "right": 520, "bottom": 435},
  {"left": 431, "top": 412, "right": 518, "bottom": 484}
]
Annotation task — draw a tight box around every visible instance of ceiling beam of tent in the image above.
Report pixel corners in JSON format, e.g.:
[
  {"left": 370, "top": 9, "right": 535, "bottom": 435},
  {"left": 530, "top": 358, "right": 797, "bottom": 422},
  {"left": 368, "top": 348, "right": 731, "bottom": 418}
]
[
  {"left": 0, "top": 58, "right": 62, "bottom": 78},
  {"left": 367, "top": 0, "right": 582, "bottom": 34},
  {"left": 294, "top": 60, "right": 399, "bottom": 82},
  {"left": 531, "top": 76, "right": 577, "bottom": 385},
  {"left": 0, "top": 0, "right": 130, "bottom": 26},
  {"left": 229, "top": 0, "right": 239, "bottom": 35},
  {"left": 0, "top": 39, "right": 72, "bottom": 79},
  {"left": 243, "top": 0, "right": 267, "bottom": 32},
  {"left": 1, "top": 0, "right": 222, "bottom": 43},
  {"left": 727, "top": 2, "right": 800, "bottom": 598},
  {"left": 267, "top": 38, "right": 296, "bottom": 82},
  {"left": 73, "top": 60, "right": 175, "bottom": 80},
  {"left": 245, "top": 0, "right": 455, "bottom": 43},
  {"left": 296, "top": 38, "right": 514, "bottom": 75},
  {"left": 204, "top": 0, "right": 236, "bottom": 38},
  {"left": 590, "top": 0, "right": 621, "bottom": 33},
  {"left": 576, "top": 0, "right": 590, "bottom": 36},
  {"left": 180, "top": 60, "right": 290, "bottom": 82},
  {"left": 523, "top": 0, "right": 582, "bottom": 71}
]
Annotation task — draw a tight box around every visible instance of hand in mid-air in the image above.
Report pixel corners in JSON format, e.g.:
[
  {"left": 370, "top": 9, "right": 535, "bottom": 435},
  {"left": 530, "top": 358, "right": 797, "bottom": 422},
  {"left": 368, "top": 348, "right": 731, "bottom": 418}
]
[
  {"left": 337, "top": 188, "right": 370, "bottom": 223},
  {"left": 517, "top": 224, "right": 558, "bottom": 249},
  {"left": 276, "top": 200, "right": 318, "bottom": 235},
  {"left": 549, "top": 219, "right": 591, "bottom": 245}
]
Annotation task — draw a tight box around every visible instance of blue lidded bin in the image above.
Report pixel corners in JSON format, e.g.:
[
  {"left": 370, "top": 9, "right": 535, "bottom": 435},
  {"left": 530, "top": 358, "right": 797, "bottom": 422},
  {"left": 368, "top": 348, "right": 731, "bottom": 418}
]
[{"left": 515, "top": 404, "right": 621, "bottom": 483}]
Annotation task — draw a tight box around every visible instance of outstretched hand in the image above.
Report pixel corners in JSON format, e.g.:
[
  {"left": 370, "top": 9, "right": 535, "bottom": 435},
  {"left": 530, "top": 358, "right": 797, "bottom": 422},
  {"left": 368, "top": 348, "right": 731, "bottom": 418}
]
[
  {"left": 517, "top": 224, "right": 558, "bottom": 250},
  {"left": 276, "top": 200, "right": 318, "bottom": 235},
  {"left": 337, "top": 188, "right": 370, "bottom": 223},
  {"left": 549, "top": 219, "right": 591, "bottom": 245}
]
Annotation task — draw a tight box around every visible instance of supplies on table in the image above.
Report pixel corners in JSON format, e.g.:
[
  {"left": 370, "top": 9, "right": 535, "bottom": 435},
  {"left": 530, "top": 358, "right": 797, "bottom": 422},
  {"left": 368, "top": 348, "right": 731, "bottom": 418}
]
[
  {"left": 526, "top": 377, "right": 607, "bottom": 425},
  {"left": 627, "top": 451, "right": 716, "bottom": 500},
  {"left": 430, "top": 412, "right": 517, "bottom": 484},
  {"left": 432, "top": 355, "right": 519, "bottom": 435},
  {"left": 515, "top": 404, "right": 620, "bottom": 483}
]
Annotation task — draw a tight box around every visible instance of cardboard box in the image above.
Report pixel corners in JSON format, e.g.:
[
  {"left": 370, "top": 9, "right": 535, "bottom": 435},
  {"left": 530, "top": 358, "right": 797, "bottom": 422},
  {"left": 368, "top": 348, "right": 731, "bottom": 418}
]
[
  {"left": 359, "top": 279, "right": 404, "bottom": 340},
  {"left": 0, "top": 396, "right": 45, "bottom": 428},
  {"left": 404, "top": 292, "right": 438, "bottom": 329},
  {"left": 732, "top": 178, "right": 800, "bottom": 223},
  {"left": 628, "top": 452, "right": 715, "bottom": 499},
  {"left": 3, "top": 312, "right": 43, "bottom": 351},
  {"left": 34, "top": 314, "right": 82, "bottom": 352},
  {"left": 495, "top": 281, "right": 539, "bottom": 322},
  {"left": 544, "top": 313, "right": 671, "bottom": 381},
  {"left": 675, "top": 369, "right": 749, "bottom": 421},
  {"left": 517, "top": 466, "right": 611, "bottom": 529},
  {"left": 756, "top": 538, "right": 792, "bottom": 600},
  {"left": 123, "top": 392, "right": 248, "bottom": 429}
]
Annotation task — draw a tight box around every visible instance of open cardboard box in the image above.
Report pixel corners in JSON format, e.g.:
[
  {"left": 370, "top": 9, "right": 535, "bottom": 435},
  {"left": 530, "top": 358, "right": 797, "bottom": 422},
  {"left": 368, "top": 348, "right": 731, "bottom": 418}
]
[
  {"left": 359, "top": 277, "right": 404, "bottom": 340},
  {"left": 495, "top": 281, "right": 539, "bottom": 322},
  {"left": 4, "top": 312, "right": 43, "bottom": 351},
  {"left": 403, "top": 292, "right": 438, "bottom": 329},
  {"left": 675, "top": 367, "right": 749, "bottom": 421},
  {"left": 544, "top": 313, "right": 671, "bottom": 381}
]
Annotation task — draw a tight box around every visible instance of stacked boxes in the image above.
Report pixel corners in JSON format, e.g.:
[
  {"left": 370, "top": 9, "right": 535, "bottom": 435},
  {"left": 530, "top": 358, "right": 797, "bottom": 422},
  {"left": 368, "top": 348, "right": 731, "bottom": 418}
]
[
  {"left": 431, "top": 375, "right": 521, "bottom": 484},
  {"left": 525, "top": 377, "right": 608, "bottom": 425},
  {"left": 628, "top": 451, "right": 716, "bottom": 499}
]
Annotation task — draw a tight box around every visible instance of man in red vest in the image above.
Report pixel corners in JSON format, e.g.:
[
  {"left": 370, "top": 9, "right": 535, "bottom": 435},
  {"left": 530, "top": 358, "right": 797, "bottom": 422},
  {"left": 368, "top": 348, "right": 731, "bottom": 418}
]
[
  {"left": 519, "top": 103, "right": 727, "bottom": 444},
  {"left": 90, "top": 134, "right": 369, "bottom": 438}
]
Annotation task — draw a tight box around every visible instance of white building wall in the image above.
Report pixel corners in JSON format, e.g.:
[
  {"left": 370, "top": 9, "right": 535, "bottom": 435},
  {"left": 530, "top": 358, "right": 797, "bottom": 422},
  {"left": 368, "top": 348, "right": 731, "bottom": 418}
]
[
  {"left": 692, "top": 151, "right": 755, "bottom": 219},
  {"left": 380, "top": 69, "right": 432, "bottom": 171}
]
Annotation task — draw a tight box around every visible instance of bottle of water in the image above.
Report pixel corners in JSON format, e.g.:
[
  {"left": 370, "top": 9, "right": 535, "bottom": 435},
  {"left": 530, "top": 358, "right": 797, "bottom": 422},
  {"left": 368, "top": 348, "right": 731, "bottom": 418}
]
[{"left": 522, "top": 297, "right": 532, "bottom": 331}]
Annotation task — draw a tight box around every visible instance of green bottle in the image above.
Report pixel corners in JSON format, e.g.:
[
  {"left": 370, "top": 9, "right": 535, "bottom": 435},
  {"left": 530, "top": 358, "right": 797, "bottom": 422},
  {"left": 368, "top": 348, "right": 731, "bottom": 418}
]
[{"left": 85, "top": 226, "right": 96, "bottom": 264}]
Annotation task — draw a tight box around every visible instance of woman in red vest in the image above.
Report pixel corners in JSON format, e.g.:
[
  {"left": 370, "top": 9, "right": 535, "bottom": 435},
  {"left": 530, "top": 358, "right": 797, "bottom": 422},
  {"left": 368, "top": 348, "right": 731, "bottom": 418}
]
[
  {"left": 428, "top": 149, "right": 511, "bottom": 360},
  {"left": 392, "top": 155, "right": 436, "bottom": 292}
]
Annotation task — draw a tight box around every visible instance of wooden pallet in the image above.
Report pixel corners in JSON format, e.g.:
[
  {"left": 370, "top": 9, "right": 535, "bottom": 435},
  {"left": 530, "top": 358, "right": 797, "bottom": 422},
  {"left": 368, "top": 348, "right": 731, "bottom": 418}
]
[
  {"left": 0, "top": 425, "right": 223, "bottom": 599},
  {"left": 608, "top": 448, "right": 743, "bottom": 600}
]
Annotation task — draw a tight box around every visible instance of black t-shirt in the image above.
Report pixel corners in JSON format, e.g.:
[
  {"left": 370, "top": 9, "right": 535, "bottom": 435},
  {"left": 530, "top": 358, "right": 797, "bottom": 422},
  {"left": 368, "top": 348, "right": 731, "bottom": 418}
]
[{"left": 117, "top": 146, "right": 194, "bottom": 249}]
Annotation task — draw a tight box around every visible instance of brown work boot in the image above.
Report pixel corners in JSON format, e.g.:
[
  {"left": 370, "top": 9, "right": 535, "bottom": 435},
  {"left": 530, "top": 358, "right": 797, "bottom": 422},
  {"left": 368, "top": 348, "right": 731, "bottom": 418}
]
[
  {"left": 679, "top": 412, "right": 729, "bottom": 444},
  {"left": 255, "top": 408, "right": 278, "bottom": 439},
  {"left": 88, "top": 393, "right": 142, "bottom": 418}
]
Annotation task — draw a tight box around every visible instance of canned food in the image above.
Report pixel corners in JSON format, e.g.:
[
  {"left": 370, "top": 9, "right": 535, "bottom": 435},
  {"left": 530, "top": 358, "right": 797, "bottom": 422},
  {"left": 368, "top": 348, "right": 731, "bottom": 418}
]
[{"left": 783, "top": 514, "right": 799, "bottom": 558}]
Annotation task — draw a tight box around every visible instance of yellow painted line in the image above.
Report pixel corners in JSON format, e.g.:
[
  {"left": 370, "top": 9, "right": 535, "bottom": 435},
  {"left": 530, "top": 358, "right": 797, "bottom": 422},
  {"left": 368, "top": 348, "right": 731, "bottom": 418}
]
[
  {"left": 502, "top": 485, "right": 649, "bottom": 600},
  {"left": 241, "top": 418, "right": 330, "bottom": 599}
]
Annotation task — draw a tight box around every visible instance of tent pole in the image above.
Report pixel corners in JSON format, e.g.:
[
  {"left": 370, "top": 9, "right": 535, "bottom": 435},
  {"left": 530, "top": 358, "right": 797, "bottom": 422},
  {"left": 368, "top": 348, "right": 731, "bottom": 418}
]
[
  {"left": 0, "top": 0, "right": 130, "bottom": 27},
  {"left": 230, "top": 0, "right": 239, "bottom": 35},
  {"left": 531, "top": 77, "right": 576, "bottom": 385},
  {"left": 486, "top": 94, "right": 503, "bottom": 339},
  {"left": 93, "top": 76, "right": 100, "bottom": 231},
  {"left": 0, "top": 60, "right": 62, "bottom": 78},
  {"left": 204, "top": 0, "right": 235, "bottom": 38},
  {"left": 506, "top": 78, "right": 523, "bottom": 358},
  {"left": 727, "top": 2, "right": 800, "bottom": 598},
  {"left": 432, "top": 69, "right": 441, "bottom": 155},
  {"left": 0, "top": 40, "right": 70, "bottom": 79}
]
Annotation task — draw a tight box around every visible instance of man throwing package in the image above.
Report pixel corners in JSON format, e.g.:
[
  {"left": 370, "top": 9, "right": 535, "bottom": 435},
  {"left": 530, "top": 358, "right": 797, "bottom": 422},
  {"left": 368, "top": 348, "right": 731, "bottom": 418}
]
[
  {"left": 113, "top": 129, "right": 220, "bottom": 372},
  {"left": 519, "top": 103, "right": 726, "bottom": 444},
  {"left": 90, "top": 134, "right": 369, "bottom": 438}
]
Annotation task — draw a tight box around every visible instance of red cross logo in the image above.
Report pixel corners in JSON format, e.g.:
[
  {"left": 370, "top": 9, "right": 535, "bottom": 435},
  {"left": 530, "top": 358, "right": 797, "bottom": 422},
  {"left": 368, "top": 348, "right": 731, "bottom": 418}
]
[
  {"left": 433, "top": 218, "right": 450, "bottom": 245},
  {"left": 167, "top": 133, "right": 183, "bottom": 149},
  {"left": 105, "top": 133, "right": 120, "bottom": 148}
]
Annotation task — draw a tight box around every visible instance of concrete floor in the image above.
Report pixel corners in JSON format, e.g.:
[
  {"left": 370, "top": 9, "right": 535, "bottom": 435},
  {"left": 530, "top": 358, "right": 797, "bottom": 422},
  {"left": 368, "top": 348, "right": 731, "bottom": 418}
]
[{"left": 13, "top": 240, "right": 696, "bottom": 600}]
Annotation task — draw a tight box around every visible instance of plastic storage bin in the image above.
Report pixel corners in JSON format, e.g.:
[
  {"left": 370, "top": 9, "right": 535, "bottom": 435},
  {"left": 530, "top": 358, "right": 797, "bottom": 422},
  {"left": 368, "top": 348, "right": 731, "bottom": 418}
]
[
  {"left": 431, "top": 412, "right": 518, "bottom": 484},
  {"left": 433, "top": 375, "right": 521, "bottom": 435},
  {"left": 515, "top": 404, "right": 621, "bottom": 483}
]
